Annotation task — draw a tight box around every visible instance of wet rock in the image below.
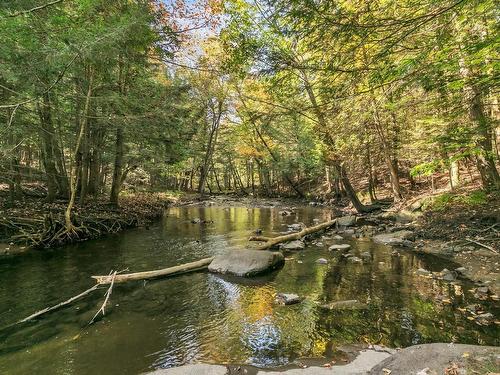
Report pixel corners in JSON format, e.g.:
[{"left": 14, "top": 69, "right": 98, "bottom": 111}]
[
  {"left": 208, "top": 250, "right": 285, "bottom": 277},
  {"left": 149, "top": 364, "right": 228, "bottom": 375},
  {"left": 416, "top": 268, "right": 431, "bottom": 276},
  {"left": 315, "top": 242, "right": 324, "bottom": 247},
  {"left": 316, "top": 258, "right": 328, "bottom": 264},
  {"left": 328, "top": 244, "right": 351, "bottom": 251},
  {"left": 361, "top": 252, "right": 372, "bottom": 263},
  {"left": 465, "top": 304, "right": 479, "bottom": 314},
  {"left": 332, "top": 235, "right": 344, "bottom": 240},
  {"left": 475, "top": 312, "right": 494, "bottom": 325},
  {"left": 438, "top": 268, "right": 456, "bottom": 282},
  {"left": 282, "top": 240, "right": 305, "bottom": 250},
  {"left": 320, "top": 299, "right": 368, "bottom": 310},
  {"left": 402, "top": 240, "right": 414, "bottom": 248},
  {"left": 190, "top": 218, "right": 201, "bottom": 224},
  {"left": 337, "top": 215, "right": 356, "bottom": 227},
  {"left": 455, "top": 267, "right": 467, "bottom": 275},
  {"left": 287, "top": 223, "right": 303, "bottom": 231},
  {"left": 254, "top": 228, "right": 263, "bottom": 235},
  {"left": 276, "top": 293, "right": 301, "bottom": 305},
  {"left": 312, "top": 218, "right": 320, "bottom": 223},
  {"left": 475, "top": 286, "right": 490, "bottom": 299},
  {"left": 342, "top": 253, "right": 353, "bottom": 259},
  {"left": 279, "top": 210, "right": 293, "bottom": 216},
  {"left": 373, "top": 230, "right": 414, "bottom": 245},
  {"left": 347, "top": 256, "right": 363, "bottom": 264},
  {"left": 343, "top": 229, "right": 355, "bottom": 235}
]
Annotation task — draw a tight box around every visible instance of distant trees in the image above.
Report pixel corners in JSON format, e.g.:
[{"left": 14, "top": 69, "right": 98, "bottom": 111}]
[{"left": 1, "top": 0, "right": 498, "bottom": 212}]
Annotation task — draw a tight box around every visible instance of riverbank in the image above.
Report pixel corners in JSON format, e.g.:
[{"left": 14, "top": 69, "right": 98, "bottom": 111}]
[
  {"left": 150, "top": 343, "right": 500, "bottom": 374},
  {"left": 0, "top": 190, "right": 178, "bottom": 253}
]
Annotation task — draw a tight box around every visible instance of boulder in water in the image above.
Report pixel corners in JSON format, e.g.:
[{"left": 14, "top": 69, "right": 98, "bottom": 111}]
[
  {"left": 275, "top": 293, "right": 301, "bottom": 305},
  {"left": 328, "top": 244, "right": 351, "bottom": 251},
  {"left": 373, "top": 230, "right": 414, "bottom": 245},
  {"left": 337, "top": 215, "right": 356, "bottom": 227},
  {"left": 208, "top": 250, "right": 284, "bottom": 277},
  {"left": 282, "top": 240, "right": 305, "bottom": 250}
]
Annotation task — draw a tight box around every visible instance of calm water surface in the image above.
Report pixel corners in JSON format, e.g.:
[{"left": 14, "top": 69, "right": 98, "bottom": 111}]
[{"left": 0, "top": 205, "right": 498, "bottom": 374}]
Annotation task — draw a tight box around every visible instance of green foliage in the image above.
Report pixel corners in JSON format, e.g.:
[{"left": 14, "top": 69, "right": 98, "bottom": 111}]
[{"left": 423, "top": 190, "right": 488, "bottom": 211}]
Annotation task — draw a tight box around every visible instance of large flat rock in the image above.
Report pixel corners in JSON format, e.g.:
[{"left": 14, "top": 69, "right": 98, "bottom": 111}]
[
  {"left": 208, "top": 250, "right": 285, "bottom": 277},
  {"left": 149, "top": 364, "right": 228, "bottom": 375},
  {"left": 369, "top": 343, "right": 500, "bottom": 374}
]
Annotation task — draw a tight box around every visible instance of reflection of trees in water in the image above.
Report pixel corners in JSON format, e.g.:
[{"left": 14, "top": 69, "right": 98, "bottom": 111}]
[{"left": 315, "top": 249, "right": 497, "bottom": 349}]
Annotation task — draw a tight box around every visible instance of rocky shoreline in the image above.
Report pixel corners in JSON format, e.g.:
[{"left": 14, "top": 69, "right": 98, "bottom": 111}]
[{"left": 149, "top": 343, "right": 500, "bottom": 374}]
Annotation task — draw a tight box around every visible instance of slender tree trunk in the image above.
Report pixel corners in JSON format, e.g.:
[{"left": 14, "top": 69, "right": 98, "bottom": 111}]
[
  {"left": 65, "top": 70, "right": 94, "bottom": 232},
  {"left": 110, "top": 126, "right": 124, "bottom": 205},
  {"left": 469, "top": 89, "right": 500, "bottom": 189},
  {"left": 370, "top": 99, "right": 403, "bottom": 200},
  {"left": 38, "top": 92, "right": 59, "bottom": 202}
]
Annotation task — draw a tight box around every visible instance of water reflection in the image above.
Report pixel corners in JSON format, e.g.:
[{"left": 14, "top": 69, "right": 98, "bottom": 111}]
[{"left": 0, "top": 206, "right": 497, "bottom": 374}]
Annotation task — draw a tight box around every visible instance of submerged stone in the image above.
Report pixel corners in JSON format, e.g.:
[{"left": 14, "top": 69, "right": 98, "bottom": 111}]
[
  {"left": 320, "top": 299, "right": 368, "bottom": 310},
  {"left": 347, "top": 256, "right": 363, "bottom": 264},
  {"left": 316, "top": 258, "right": 328, "bottom": 264},
  {"left": 276, "top": 293, "right": 301, "bottom": 305},
  {"left": 337, "top": 215, "right": 356, "bottom": 227},
  {"left": 328, "top": 244, "right": 351, "bottom": 251},
  {"left": 208, "top": 250, "right": 284, "bottom": 277},
  {"left": 416, "top": 268, "right": 431, "bottom": 276},
  {"left": 282, "top": 240, "right": 305, "bottom": 250},
  {"left": 287, "top": 223, "right": 303, "bottom": 231},
  {"left": 373, "top": 230, "right": 414, "bottom": 245}
]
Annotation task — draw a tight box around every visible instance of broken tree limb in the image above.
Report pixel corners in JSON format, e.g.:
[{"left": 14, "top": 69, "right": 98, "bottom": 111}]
[
  {"left": 251, "top": 219, "right": 337, "bottom": 250},
  {"left": 17, "top": 284, "right": 101, "bottom": 324},
  {"left": 465, "top": 237, "right": 498, "bottom": 254},
  {"left": 91, "top": 257, "right": 215, "bottom": 285},
  {"left": 89, "top": 270, "right": 117, "bottom": 325}
]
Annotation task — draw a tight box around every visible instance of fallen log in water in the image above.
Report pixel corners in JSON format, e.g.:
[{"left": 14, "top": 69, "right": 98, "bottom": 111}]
[
  {"left": 91, "top": 257, "right": 215, "bottom": 285},
  {"left": 249, "top": 218, "right": 338, "bottom": 250},
  {"left": 17, "top": 284, "right": 102, "bottom": 324}
]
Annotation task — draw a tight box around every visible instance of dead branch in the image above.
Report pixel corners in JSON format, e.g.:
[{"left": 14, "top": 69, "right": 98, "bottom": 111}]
[
  {"left": 89, "top": 270, "right": 117, "bottom": 325},
  {"left": 17, "top": 284, "right": 101, "bottom": 324},
  {"left": 466, "top": 238, "right": 498, "bottom": 254},
  {"left": 91, "top": 257, "right": 215, "bottom": 285},
  {"left": 253, "top": 219, "right": 337, "bottom": 250}
]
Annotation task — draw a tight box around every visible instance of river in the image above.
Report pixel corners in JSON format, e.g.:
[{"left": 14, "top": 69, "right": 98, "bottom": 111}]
[{"left": 0, "top": 205, "right": 498, "bottom": 374}]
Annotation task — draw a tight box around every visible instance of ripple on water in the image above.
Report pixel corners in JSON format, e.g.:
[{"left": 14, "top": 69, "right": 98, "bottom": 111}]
[{"left": 0, "top": 206, "right": 498, "bottom": 375}]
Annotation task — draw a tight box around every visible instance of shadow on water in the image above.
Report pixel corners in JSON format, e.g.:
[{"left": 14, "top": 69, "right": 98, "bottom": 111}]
[{"left": 0, "top": 205, "right": 498, "bottom": 374}]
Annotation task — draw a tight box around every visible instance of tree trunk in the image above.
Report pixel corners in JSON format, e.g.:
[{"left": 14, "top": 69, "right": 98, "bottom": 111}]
[
  {"left": 110, "top": 126, "right": 124, "bottom": 205},
  {"left": 469, "top": 89, "right": 500, "bottom": 189},
  {"left": 65, "top": 71, "right": 94, "bottom": 232},
  {"left": 38, "top": 92, "right": 59, "bottom": 202}
]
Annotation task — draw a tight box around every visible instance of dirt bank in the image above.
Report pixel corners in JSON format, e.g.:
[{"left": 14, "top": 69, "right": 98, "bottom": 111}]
[{"left": 0, "top": 191, "right": 175, "bottom": 252}]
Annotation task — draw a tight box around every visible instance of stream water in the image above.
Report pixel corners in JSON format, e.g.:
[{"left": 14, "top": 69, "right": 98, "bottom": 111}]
[{"left": 0, "top": 205, "right": 498, "bottom": 374}]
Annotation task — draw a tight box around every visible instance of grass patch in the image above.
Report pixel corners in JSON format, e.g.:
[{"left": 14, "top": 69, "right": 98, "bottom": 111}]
[{"left": 423, "top": 190, "right": 489, "bottom": 211}]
